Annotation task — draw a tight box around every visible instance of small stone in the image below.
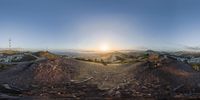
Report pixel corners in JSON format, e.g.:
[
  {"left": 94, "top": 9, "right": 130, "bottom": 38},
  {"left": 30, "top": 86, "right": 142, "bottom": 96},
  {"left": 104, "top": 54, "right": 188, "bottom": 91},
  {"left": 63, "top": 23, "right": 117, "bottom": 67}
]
[
  {"left": 2, "top": 84, "right": 11, "bottom": 89},
  {"left": 115, "top": 91, "right": 121, "bottom": 97},
  {"left": 147, "top": 93, "right": 151, "bottom": 96}
]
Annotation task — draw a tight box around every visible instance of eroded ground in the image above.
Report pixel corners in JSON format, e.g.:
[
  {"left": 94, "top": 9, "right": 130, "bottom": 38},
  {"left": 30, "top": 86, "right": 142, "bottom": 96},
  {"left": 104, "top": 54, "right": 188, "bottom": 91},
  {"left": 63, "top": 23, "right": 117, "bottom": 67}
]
[{"left": 0, "top": 51, "right": 200, "bottom": 99}]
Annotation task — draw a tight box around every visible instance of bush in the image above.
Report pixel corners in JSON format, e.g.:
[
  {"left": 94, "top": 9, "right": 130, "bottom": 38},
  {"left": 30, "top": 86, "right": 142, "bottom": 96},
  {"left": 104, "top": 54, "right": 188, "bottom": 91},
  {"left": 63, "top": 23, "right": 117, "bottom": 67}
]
[
  {"left": 0, "top": 64, "right": 10, "bottom": 71},
  {"left": 191, "top": 64, "right": 200, "bottom": 71}
]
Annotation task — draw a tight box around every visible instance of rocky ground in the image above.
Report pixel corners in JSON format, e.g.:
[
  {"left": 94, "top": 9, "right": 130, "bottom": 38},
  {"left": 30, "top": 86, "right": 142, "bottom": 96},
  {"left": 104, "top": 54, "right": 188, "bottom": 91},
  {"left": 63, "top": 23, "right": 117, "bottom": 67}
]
[{"left": 0, "top": 51, "right": 200, "bottom": 99}]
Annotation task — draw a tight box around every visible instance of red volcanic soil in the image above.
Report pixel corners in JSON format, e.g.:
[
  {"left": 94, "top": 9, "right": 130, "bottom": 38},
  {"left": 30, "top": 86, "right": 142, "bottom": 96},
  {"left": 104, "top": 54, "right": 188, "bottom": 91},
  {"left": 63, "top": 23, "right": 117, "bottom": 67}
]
[
  {"left": 0, "top": 58, "right": 81, "bottom": 88},
  {"left": 33, "top": 58, "right": 80, "bottom": 85}
]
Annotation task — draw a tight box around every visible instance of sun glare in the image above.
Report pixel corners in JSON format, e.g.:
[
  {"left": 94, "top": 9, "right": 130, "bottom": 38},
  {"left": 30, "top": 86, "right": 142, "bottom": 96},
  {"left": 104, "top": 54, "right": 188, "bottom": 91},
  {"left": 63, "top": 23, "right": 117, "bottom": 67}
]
[{"left": 100, "top": 43, "right": 110, "bottom": 52}]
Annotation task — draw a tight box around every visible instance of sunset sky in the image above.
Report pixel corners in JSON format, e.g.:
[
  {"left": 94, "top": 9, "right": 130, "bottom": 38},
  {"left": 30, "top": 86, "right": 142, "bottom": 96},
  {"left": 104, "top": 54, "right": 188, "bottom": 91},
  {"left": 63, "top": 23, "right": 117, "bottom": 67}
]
[{"left": 0, "top": 0, "right": 200, "bottom": 51}]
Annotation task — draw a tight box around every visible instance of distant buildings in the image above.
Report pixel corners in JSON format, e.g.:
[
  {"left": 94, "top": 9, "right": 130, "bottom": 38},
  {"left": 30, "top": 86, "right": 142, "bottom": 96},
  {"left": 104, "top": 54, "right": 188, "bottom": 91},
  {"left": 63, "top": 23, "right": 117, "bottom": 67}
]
[
  {"left": 188, "top": 57, "right": 200, "bottom": 64},
  {"left": 169, "top": 55, "right": 200, "bottom": 64},
  {"left": 0, "top": 54, "right": 23, "bottom": 63}
]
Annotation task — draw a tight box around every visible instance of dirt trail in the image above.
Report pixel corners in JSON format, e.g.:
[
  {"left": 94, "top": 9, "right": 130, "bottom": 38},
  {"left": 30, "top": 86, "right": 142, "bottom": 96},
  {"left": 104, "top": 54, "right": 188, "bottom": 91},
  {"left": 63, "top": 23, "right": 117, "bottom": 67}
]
[{"left": 74, "top": 61, "right": 140, "bottom": 89}]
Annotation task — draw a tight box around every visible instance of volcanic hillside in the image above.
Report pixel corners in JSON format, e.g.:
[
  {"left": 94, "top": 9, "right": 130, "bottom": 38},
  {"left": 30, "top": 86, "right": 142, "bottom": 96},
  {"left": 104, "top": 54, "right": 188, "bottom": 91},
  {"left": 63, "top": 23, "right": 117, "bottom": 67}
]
[{"left": 0, "top": 51, "right": 200, "bottom": 99}]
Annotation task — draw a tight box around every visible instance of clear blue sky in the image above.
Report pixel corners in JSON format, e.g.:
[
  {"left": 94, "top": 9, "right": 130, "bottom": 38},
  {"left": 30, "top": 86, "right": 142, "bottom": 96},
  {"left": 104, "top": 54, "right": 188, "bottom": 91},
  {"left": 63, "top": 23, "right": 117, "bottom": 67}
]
[{"left": 0, "top": 0, "right": 200, "bottom": 51}]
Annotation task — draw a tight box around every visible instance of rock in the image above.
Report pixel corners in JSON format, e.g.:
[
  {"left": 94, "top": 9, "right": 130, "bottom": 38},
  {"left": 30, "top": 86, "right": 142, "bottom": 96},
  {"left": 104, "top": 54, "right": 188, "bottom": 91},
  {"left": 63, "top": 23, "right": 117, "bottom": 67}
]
[
  {"left": 0, "top": 84, "right": 22, "bottom": 95},
  {"left": 2, "top": 84, "right": 11, "bottom": 89},
  {"left": 0, "top": 93, "right": 20, "bottom": 99},
  {"left": 141, "top": 86, "right": 148, "bottom": 89},
  {"left": 147, "top": 93, "right": 151, "bottom": 96},
  {"left": 115, "top": 91, "right": 121, "bottom": 98},
  {"left": 31, "top": 84, "right": 39, "bottom": 88}
]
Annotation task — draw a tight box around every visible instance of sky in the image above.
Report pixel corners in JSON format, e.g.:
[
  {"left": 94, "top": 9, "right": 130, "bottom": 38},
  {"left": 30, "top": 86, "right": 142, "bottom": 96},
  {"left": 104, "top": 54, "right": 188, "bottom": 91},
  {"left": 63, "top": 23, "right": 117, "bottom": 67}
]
[{"left": 0, "top": 0, "right": 200, "bottom": 51}]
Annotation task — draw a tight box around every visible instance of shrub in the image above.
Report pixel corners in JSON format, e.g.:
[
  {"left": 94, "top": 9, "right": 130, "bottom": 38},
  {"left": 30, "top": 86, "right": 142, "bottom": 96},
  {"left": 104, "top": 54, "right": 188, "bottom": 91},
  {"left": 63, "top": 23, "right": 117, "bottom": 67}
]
[{"left": 191, "top": 64, "right": 200, "bottom": 71}]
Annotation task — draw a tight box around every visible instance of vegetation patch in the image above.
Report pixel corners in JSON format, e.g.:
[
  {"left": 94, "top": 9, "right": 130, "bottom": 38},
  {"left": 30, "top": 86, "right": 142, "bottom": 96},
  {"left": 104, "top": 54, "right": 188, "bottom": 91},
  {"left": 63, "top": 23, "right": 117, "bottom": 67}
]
[
  {"left": 0, "top": 50, "right": 20, "bottom": 55},
  {"left": 0, "top": 64, "right": 11, "bottom": 71},
  {"left": 190, "top": 63, "right": 200, "bottom": 71},
  {"left": 75, "top": 57, "right": 108, "bottom": 65}
]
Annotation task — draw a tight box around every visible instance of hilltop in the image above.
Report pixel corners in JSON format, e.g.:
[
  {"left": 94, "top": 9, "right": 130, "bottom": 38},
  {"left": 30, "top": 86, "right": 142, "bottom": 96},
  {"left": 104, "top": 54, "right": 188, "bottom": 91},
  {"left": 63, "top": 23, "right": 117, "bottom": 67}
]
[
  {"left": 0, "top": 50, "right": 200, "bottom": 99},
  {"left": 32, "top": 51, "right": 59, "bottom": 60}
]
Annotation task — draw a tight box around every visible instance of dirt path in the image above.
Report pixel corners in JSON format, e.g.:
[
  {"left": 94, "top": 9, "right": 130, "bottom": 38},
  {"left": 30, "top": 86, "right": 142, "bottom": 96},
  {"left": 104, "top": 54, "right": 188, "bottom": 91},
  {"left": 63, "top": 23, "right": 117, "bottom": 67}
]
[{"left": 74, "top": 61, "right": 140, "bottom": 90}]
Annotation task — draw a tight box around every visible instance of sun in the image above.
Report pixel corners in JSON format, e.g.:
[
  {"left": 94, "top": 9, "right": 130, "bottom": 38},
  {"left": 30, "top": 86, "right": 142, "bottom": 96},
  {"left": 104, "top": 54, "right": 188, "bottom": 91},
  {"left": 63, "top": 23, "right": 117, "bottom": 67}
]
[{"left": 99, "top": 43, "right": 110, "bottom": 52}]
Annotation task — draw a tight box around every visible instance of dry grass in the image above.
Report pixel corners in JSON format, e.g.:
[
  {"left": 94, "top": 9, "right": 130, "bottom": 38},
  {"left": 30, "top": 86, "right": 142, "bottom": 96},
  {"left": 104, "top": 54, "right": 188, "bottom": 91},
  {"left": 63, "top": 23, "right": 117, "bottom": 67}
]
[
  {"left": 33, "top": 51, "right": 59, "bottom": 60},
  {"left": 0, "top": 50, "right": 19, "bottom": 55}
]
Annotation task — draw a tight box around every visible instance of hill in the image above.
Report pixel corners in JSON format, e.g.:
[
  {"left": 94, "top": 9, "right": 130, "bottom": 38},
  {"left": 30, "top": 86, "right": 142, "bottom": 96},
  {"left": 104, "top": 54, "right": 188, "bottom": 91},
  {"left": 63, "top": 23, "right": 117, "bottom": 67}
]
[
  {"left": 0, "top": 51, "right": 200, "bottom": 99},
  {"left": 33, "top": 51, "right": 59, "bottom": 60},
  {"left": 0, "top": 50, "right": 20, "bottom": 55}
]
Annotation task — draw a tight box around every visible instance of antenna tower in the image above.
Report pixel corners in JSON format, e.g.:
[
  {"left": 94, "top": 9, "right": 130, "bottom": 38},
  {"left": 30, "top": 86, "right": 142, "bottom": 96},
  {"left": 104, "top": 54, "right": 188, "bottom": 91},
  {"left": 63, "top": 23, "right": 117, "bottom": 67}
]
[{"left": 9, "top": 38, "right": 11, "bottom": 50}]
